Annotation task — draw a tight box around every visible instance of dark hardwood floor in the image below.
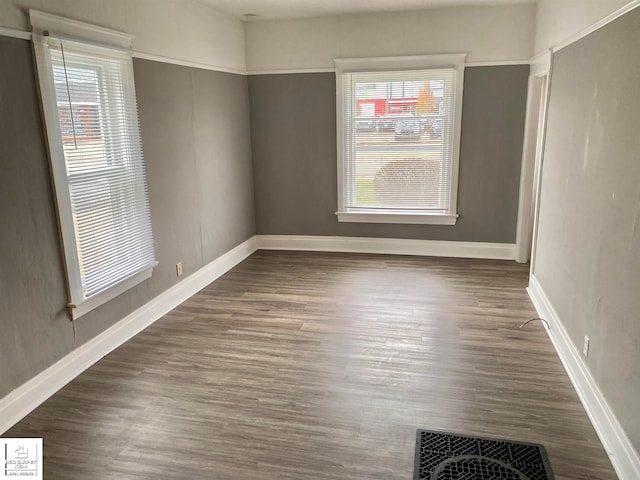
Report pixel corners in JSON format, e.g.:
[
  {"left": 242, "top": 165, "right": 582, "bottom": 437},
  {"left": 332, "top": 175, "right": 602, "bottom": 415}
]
[{"left": 6, "top": 251, "right": 616, "bottom": 479}]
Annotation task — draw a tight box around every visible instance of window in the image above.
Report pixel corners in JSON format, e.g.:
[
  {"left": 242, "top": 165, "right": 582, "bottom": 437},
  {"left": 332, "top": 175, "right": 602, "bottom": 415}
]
[
  {"left": 31, "top": 11, "right": 156, "bottom": 319},
  {"left": 335, "top": 55, "right": 466, "bottom": 225}
]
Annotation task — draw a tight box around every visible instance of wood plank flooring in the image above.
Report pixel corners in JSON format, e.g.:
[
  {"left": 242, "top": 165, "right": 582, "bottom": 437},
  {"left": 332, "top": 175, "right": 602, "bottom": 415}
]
[{"left": 6, "top": 251, "right": 616, "bottom": 479}]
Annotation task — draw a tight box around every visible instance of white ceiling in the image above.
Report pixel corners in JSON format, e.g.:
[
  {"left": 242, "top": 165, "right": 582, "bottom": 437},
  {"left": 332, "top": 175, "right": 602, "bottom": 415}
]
[{"left": 198, "top": 0, "right": 536, "bottom": 21}]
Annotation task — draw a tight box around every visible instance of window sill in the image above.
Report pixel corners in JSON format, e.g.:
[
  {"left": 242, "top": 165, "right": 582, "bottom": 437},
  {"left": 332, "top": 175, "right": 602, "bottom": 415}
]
[
  {"left": 336, "top": 211, "right": 458, "bottom": 225},
  {"left": 69, "top": 263, "right": 157, "bottom": 320}
]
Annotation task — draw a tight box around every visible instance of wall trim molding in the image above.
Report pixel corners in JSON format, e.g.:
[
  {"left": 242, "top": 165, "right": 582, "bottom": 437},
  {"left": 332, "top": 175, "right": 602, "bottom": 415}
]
[
  {"left": 0, "top": 236, "right": 257, "bottom": 435},
  {"left": 246, "top": 60, "right": 530, "bottom": 75},
  {"left": 247, "top": 67, "right": 336, "bottom": 75},
  {"left": 465, "top": 60, "right": 529, "bottom": 67},
  {"left": 553, "top": 0, "right": 640, "bottom": 53},
  {"left": 256, "top": 235, "right": 516, "bottom": 260},
  {"left": 527, "top": 274, "right": 640, "bottom": 480},
  {"left": 0, "top": 27, "right": 246, "bottom": 75},
  {"left": 533, "top": 0, "right": 640, "bottom": 57},
  {"left": 132, "top": 51, "right": 246, "bottom": 75},
  {"left": 528, "top": 50, "right": 551, "bottom": 76},
  {"left": 0, "top": 26, "right": 32, "bottom": 40},
  {"left": 0, "top": 25, "right": 535, "bottom": 75}
]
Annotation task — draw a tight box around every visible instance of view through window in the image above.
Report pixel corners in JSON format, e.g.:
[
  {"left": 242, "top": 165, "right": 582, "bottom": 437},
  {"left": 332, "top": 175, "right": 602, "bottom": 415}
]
[{"left": 336, "top": 58, "right": 464, "bottom": 224}]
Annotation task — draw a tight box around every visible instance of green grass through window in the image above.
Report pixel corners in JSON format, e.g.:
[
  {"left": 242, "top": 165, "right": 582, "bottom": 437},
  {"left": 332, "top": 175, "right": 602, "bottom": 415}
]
[{"left": 356, "top": 179, "right": 375, "bottom": 205}]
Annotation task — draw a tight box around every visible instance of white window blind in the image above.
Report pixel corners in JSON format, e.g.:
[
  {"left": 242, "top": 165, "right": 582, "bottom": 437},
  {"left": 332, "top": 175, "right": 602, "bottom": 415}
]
[
  {"left": 335, "top": 55, "right": 465, "bottom": 225},
  {"left": 33, "top": 24, "right": 156, "bottom": 318}
]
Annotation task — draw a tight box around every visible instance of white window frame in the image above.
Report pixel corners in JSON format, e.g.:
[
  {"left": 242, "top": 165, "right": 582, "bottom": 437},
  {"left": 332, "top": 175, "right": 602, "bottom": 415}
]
[
  {"left": 334, "top": 54, "right": 467, "bottom": 225},
  {"left": 30, "top": 10, "right": 156, "bottom": 319}
]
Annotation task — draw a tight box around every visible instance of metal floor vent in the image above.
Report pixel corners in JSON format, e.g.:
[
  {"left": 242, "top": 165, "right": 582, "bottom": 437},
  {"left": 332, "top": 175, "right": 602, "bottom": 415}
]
[{"left": 414, "top": 430, "right": 555, "bottom": 480}]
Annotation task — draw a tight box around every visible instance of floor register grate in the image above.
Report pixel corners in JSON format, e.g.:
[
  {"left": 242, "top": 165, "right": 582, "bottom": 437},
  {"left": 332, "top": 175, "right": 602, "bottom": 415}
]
[{"left": 414, "top": 430, "right": 555, "bottom": 480}]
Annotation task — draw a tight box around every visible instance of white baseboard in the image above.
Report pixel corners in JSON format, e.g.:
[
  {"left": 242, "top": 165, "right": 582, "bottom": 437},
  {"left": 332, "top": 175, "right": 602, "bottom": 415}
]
[
  {"left": 256, "top": 235, "right": 516, "bottom": 260},
  {"left": 0, "top": 237, "right": 257, "bottom": 435},
  {"left": 528, "top": 274, "right": 640, "bottom": 480}
]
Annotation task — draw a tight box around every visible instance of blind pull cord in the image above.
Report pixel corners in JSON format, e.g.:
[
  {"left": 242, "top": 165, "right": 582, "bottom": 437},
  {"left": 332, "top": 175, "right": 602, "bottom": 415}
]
[{"left": 60, "top": 43, "right": 78, "bottom": 151}]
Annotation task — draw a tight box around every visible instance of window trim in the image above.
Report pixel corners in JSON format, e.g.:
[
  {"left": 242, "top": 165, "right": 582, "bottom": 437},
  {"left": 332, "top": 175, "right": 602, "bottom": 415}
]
[
  {"left": 334, "top": 54, "right": 467, "bottom": 225},
  {"left": 335, "top": 212, "right": 459, "bottom": 225},
  {"left": 30, "top": 10, "right": 156, "bottom": 320}
]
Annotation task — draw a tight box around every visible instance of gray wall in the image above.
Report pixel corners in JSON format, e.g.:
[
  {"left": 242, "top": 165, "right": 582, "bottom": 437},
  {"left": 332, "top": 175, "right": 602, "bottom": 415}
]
[
  {"left": 534, "top": 9, "right": 640, "bottom": 451},
  {"left": 249, "top": 66, "right": 529, "bottom": 243},
  {"left": 0, "top": 37, "right": 255, "bottom": 398},
  {"left": 0, "top": 36, "right": 71, "bottom": 397}
]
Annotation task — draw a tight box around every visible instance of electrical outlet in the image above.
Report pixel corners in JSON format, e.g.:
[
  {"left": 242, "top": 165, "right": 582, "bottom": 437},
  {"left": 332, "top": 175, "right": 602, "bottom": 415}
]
[
  {"left": 583, "top": 334, "right": 590, "bottom": 357},
  {"left": 176, "top": 262, "right": 183, "bottom": 277}
]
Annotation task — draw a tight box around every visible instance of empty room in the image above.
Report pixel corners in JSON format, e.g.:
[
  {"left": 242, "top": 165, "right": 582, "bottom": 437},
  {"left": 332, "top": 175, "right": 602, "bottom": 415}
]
[{"left": 1, "top": 0, "right": 639, "bottom": 479}]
